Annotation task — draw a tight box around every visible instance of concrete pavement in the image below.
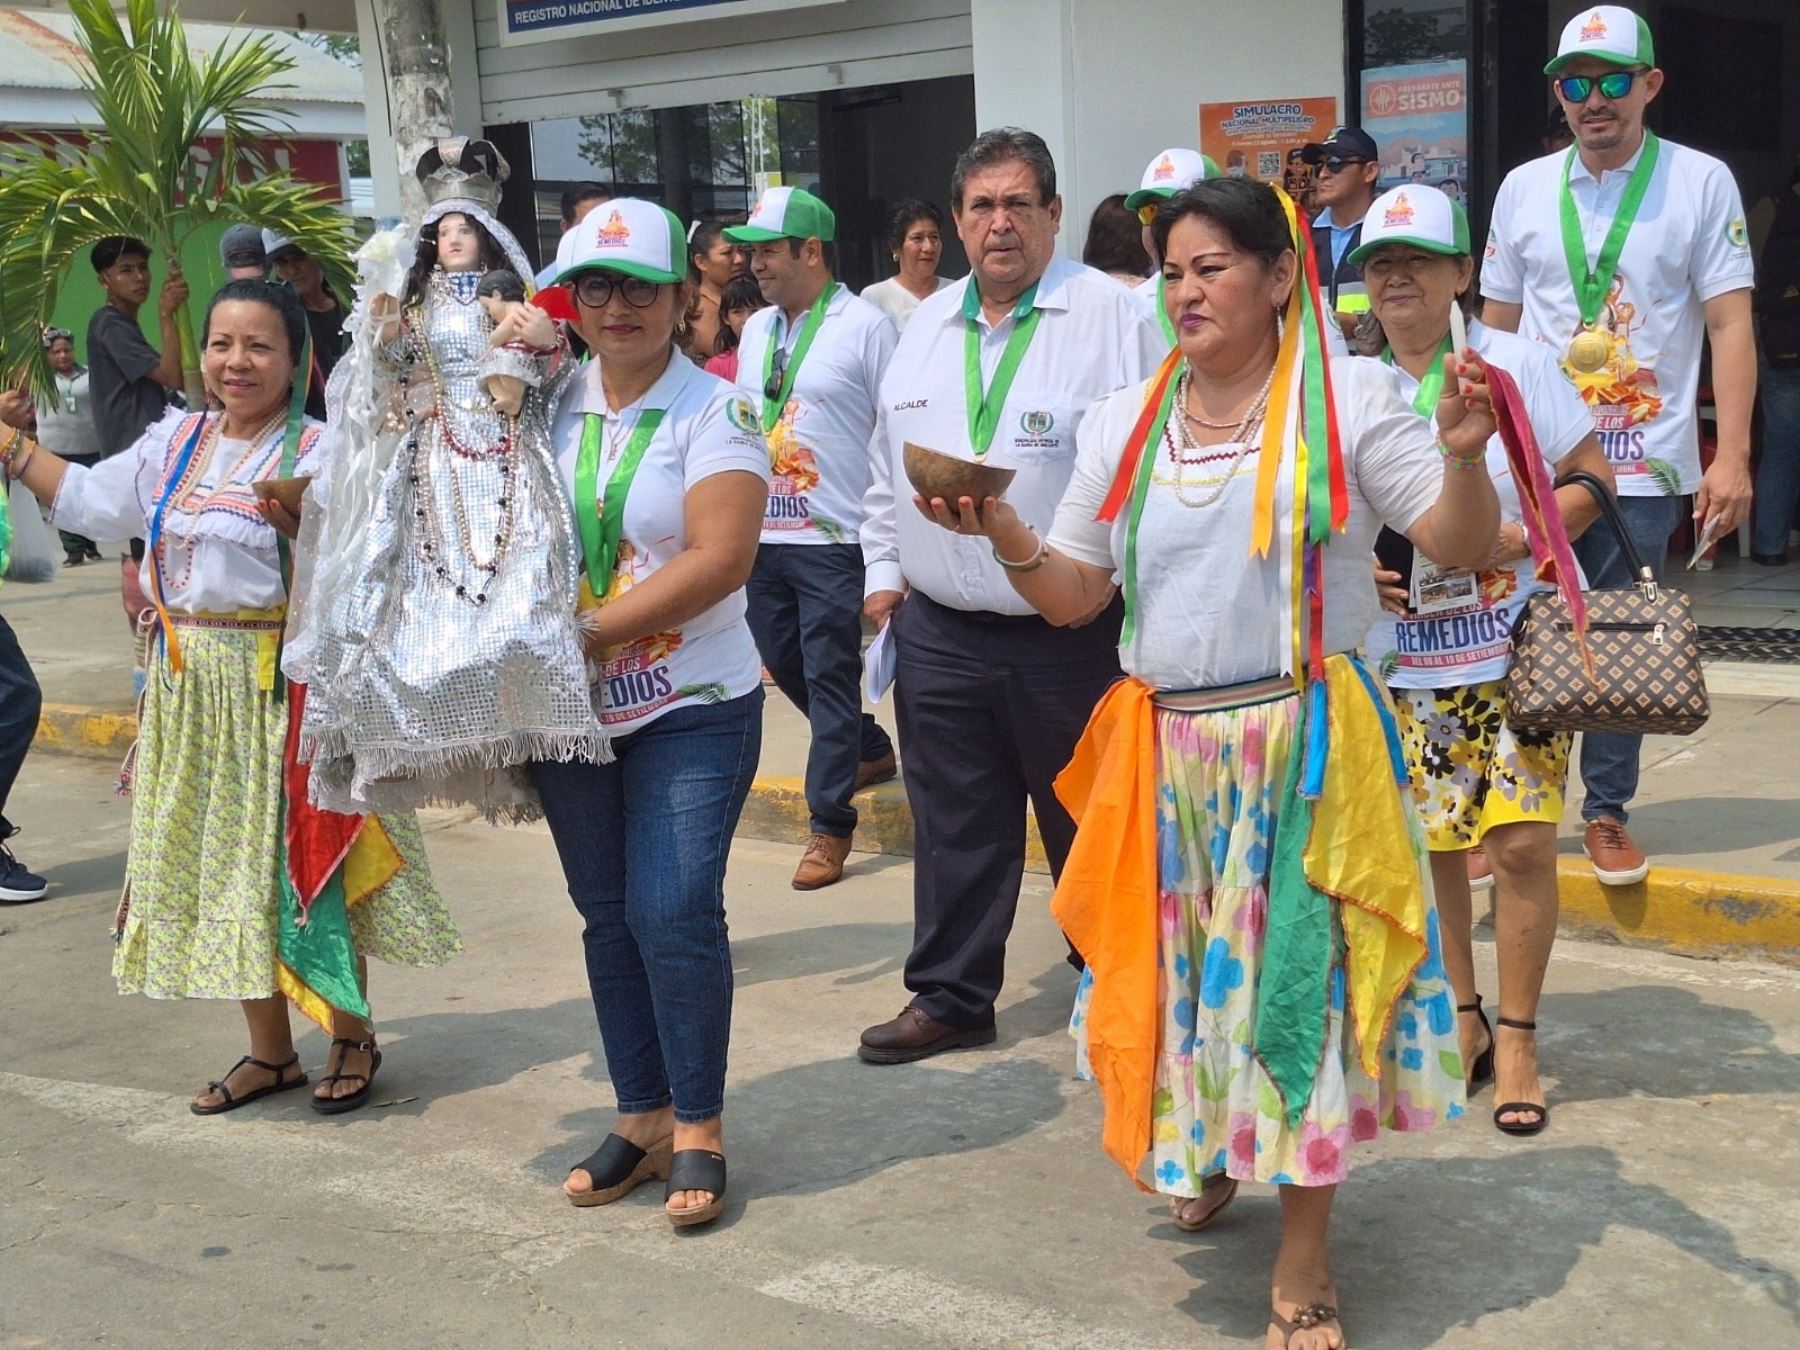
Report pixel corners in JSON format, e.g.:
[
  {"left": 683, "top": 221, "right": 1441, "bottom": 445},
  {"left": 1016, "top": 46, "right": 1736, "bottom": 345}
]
[{"left": 3, "top": 752, "right": 1799, "bottom": 1348}]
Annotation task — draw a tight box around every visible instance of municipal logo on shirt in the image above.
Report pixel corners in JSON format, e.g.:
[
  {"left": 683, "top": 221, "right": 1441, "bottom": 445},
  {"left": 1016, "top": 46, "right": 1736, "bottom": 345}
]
[
  {"left": 725, "top": 395, "right": 758, "bottom": 433},
  {"left": 1727, "top": 218, "right": 1749, "bottom": 249},
  {"left": 1019, "top": 410, "right": 1054, "bottom": 437}
]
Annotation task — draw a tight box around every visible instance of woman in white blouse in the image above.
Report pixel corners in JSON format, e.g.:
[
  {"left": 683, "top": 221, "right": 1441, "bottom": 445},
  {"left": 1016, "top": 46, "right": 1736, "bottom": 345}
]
[
  {"left": 534, "top": 199, "right": 769, "bottom": 1230},
  {"left": 0, "top": 281, "right": 456, "bottom": 1118},
  {"left": 860, "top": 198, "right": 952, "bottom": 332},
  {"left": 915, "top": 178, "right": 1502, "bottom": 1350}
]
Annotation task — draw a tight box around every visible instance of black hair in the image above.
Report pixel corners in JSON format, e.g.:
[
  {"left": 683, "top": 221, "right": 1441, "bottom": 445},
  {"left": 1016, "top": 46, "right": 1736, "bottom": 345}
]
[
  {"left": 477, "top": 268, "right": 526, "bottom": 303},
  {"left": 91, "top": 235, "right": 150, "bottom": 273},
  {"left": 1150, "top": 178, "right": 1293, "bottom": 272},
  {"left": 561, "top": 182, "right": 611, "bottom": 225},
  {"left": 712, "top": 274, "right": 768, "bottom": 355},
  {"left": 885, "top": 198, "right": 944, "bottom": 255},
  {"left": 782, "top": 235, "right": 838, "bottom": 272},
  {"left": 401, "top": 212, "right": 509, "bottom": 311},
  {"left": 688, "top": 219, "right": 728, "bottom": 278},
  {"left": 203, "top": 278, "right": 308, "bottom": 367},
  {"left": 1082, "top": 193, "right": 1150, "bottom": 277},
  {"left": 952, "top": 127, "right": 1056, "bottom": 211}
]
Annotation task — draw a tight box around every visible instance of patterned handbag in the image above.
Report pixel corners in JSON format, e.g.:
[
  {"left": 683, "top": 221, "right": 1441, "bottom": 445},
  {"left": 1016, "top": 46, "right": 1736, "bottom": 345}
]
[{"left": 1506, "top": 471, "right": 1710, "bottom": 736}]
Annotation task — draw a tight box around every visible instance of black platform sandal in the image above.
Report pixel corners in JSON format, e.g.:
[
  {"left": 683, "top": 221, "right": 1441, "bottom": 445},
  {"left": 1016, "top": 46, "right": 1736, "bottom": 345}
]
[
  {"left": 1492, "top": 1016, "right": 1549, "bottom": 1136},
  {"left": 665, "top": 1149, "right": 727, "bottom": 1229},
  {"left": 311, "top": 1037, "right": 383, "bottom": 1115},
  {"left": 189, "top": 1053, "right": 307, "bottom": 1116},
  {"left": 565, "top": 1133, "right": 673, "bottom": 1208},
  {"left": 1457, "top": 995, "right": 1495, "bottom": 1094}
]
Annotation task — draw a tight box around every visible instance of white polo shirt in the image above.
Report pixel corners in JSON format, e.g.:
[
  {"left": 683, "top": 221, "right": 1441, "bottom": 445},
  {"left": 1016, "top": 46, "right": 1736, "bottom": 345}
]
[
  {"left": 1365, "top": 320, "right": 1595, "bottom": 689},
  {"left": 734, "top": 283, "right": 896, "bottom": 546},
  {"left": 549, "top": 354, "right": 771, "bottom": 734},
  {"left": 862, "top": 255, "right": 1164, "bottom": 613},
  {"left": 1481, "top": 137, "right": 1754, "bottom": 496}
]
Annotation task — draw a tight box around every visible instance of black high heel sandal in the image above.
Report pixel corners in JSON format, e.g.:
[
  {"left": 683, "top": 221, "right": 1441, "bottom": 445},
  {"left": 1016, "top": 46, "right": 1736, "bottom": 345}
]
[
  {"left": 1457, "top": 996, "right": 1495, "bottom": 1094},
  {"left": 1492, "top": 1016, "right": 1549, "bottom": 1136}
]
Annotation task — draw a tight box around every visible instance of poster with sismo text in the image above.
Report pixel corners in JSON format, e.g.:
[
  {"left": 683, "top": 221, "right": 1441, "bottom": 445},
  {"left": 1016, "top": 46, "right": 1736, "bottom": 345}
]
[{"left": 1360, "top": 60, "right": 1470, "bottom": 207}]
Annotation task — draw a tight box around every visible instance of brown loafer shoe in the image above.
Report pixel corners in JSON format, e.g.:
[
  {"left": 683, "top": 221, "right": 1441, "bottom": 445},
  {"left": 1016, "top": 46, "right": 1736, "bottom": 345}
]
[
  {"left": 858, "top": 1005, "right": 997, "bottom": 1064},
  {"left": 1583, "top": 816, "right": 1649, "bottom": 886},
  {"left": 854, "top": 750, "right": 898, "bottom": 791},
  {"left": 793, "top": 832, "right": 853, "bottom": 890}
]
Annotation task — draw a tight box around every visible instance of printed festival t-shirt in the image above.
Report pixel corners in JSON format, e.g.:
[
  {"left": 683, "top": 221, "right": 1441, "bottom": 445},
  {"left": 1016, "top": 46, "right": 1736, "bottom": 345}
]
[
  {"left": 1364, "top": 320, "right": 1594, "bottom": 688},
  {"left": 734, "top": 284, "right": 896, "bottom": 546},
  {"left": 550, "top": 353, "right": 771, "bottom": 735},
  {"left": 1481, "top": 137, "right": 1754, "bottom": 496}
]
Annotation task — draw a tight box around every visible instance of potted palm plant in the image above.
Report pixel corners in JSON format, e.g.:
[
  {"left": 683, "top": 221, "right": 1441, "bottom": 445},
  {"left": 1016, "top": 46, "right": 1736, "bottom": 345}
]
[{"left": 0, "top": 0, "right": 355, "bottom": 405}]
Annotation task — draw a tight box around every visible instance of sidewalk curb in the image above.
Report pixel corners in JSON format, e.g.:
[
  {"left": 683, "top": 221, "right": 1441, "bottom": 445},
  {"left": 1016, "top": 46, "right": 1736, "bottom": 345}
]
[{"left": 34, "top": 711, "right": 1798, "bottom": 966}]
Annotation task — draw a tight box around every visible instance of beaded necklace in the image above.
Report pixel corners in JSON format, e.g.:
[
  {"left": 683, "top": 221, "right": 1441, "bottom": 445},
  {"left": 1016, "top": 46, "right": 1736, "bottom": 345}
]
[{"left": 157, "top": 412, "right": 287, "bottom": 592}]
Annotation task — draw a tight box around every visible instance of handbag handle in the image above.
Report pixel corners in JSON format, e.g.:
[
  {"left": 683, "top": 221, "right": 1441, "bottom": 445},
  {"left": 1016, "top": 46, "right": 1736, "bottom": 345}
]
[{"left": 1555, "top": 470, "right": 1654, "bottom": 585}]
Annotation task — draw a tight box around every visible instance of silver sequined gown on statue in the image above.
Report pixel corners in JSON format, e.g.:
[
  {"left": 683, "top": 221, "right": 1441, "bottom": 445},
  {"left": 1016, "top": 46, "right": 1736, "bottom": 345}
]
[{"left": 298, "top": 271, "right": 604, "bottom": 817}]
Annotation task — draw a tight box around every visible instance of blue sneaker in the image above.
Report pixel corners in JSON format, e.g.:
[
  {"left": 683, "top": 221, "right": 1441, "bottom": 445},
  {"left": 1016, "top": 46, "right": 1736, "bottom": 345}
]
[{"left": 0, "top": 836, "right": 48, "bottom": 903}]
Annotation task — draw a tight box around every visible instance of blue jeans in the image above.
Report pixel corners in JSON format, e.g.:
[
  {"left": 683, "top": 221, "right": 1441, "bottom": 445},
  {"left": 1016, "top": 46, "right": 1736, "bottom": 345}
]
[
  {"left": 529, "top": 689, "right": 763, "bottom": 1123},
  {"left": 1570, "top": 492, "right": 1684, "bottom": 822},
  {"left": 1753, "top": 360, "right": 1800, "bottom": 557},
  {"left": 745, "top": 543, "right": 892, "bottom": 837},
  {"left": 0, "top": 614, "right": 41, "bottom": 839}
]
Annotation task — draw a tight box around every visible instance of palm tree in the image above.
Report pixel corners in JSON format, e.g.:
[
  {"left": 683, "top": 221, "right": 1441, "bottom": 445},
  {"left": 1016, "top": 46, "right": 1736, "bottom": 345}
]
[{"left": 0, "top": 0, "right": 356, "bottom": 404}]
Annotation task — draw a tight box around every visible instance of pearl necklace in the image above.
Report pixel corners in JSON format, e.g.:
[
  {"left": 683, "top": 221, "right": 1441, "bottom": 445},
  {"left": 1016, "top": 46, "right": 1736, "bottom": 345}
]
[{"left": 1165, "top": 366, "right": 1270, "bottom": 509}]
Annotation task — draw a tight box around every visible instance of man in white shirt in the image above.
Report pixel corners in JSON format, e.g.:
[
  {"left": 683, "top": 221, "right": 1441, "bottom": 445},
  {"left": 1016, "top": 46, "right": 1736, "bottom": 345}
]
[
  {"left": 858, "top": 128, "right": 1163, "bottom": 1063},
  {"left": 726, "top": 188, "right": 899, "bottom": 891},
  {"left": 1482, "top": 4, "right": 1756, "bottom": 887}
]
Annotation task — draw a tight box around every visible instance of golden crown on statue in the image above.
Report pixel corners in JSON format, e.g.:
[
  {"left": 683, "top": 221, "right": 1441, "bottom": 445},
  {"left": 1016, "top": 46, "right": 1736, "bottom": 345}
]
[{"left": 415, "top": 137, "right": 509, "bottom": 214}]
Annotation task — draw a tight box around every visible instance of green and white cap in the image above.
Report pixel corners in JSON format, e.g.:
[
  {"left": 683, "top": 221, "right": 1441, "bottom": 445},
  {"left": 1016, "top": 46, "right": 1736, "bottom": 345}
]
[
  {"left": 724, "top": 186, "right": 837, "bottom": 244},
  {"left": 1544, "top": 6, "right": 1655, "bottom": 75},
  {"left": 1123, "top": 148, "right": 1222, "bottom": 211},
  {"left": 555, "top": 197, "right": 686, "bottom": 285},
  {"left": 1347, "top": 184, "right": 1471, "bottom": 267}
]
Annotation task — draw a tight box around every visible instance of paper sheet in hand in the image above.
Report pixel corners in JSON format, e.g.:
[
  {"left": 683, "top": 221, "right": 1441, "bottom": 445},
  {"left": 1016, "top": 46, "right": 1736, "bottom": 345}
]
[{"left": 862, "top": 620, "right": 897, "bottom": 704}]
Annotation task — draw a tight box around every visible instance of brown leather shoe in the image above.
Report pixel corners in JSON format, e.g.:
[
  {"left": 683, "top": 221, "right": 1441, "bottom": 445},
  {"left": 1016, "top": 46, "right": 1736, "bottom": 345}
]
[
  {"left": 858, "top": 1005, "right": 997, "bottom": 1064},
  {"left": 792, "top": 832, "right": 853, "bottom": 890},
  {"left": 1583, "top": 816, "right": 1649, "bottom": 886},
  {"left": 854, "top": 749, "right": 897, "bottom": 791}
]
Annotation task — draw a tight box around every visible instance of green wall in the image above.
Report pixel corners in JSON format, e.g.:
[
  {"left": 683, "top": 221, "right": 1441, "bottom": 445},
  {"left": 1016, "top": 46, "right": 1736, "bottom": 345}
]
[{"left": 51, "top": 220, "right": 239, "bottom": 363}]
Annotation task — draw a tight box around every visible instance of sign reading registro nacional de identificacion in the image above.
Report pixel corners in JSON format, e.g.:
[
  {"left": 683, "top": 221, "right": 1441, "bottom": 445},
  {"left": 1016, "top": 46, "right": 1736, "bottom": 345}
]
[{"left": 500, "top": 0, "right": 842, "bottom": 44}]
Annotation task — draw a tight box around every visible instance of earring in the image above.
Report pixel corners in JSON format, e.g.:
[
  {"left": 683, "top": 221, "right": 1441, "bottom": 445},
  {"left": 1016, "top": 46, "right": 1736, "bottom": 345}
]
[{"left": 1276, "top": 309, "right": 1287, "bottom": 345}]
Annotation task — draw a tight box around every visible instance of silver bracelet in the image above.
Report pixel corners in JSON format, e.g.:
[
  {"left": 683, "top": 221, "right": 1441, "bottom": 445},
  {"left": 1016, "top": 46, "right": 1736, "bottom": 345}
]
[{"left": 992, "top": 528, "right": 1048, "bottom": 573}]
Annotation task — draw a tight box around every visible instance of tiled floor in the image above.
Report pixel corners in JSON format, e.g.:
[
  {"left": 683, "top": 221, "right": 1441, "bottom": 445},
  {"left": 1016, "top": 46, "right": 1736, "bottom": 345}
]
[{"left": 1683, "top": 550, "right": 1800, "bottom": 629}]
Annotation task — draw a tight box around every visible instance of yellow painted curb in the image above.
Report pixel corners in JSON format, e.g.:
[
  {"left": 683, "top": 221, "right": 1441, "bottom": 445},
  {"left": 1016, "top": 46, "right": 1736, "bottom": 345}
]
[
  {"left": 1552, "top": 859, "right": 1800, "bottom": 965},
  {"left": 34, "top": 703, "right": 137, "bottom": 761}
]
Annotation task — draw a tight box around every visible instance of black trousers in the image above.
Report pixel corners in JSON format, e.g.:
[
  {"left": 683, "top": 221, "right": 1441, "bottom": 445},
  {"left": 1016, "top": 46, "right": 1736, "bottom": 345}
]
[
  {"left": 54, "top": 452, "right": 97, "bottom": 558},
  {"left": 0, "top": 614, "right": 41, "bottom": 839},
  {"left": 893, "top": 591, "right": 1122, "bottom": 1029}
]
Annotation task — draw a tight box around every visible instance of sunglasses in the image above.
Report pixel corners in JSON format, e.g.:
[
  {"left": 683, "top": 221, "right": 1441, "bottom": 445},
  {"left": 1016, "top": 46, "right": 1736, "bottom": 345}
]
[
  {"left": 1555, "top": 70, "right": 1639, "bottom": 103},
  {"left": 572, "top": 272, "right": 662, "bottom": 309},
  {"left": 1314, "top": 156, "right": 1369, "bottom": 176},
  {"left": 763, "top": 345, "right": 790, "bottom": 401}
]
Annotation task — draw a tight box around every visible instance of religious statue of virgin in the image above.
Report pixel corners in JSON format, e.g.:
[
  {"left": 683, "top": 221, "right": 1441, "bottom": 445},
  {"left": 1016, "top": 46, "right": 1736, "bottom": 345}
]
[{"left": 288, "top": 138, "right": 604, "bottom": 818}]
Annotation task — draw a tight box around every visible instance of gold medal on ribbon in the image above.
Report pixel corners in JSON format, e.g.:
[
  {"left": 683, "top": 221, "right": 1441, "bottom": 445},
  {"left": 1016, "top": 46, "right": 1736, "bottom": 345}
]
[{"left": 1566, "top": 326, "right": 1610, "bottom": 374}]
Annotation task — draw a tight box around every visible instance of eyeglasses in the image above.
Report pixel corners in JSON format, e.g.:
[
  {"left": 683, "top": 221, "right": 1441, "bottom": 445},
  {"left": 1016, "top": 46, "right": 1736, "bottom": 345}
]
[
  {"left": 1314, "top": 156, "right": 1369, "bottom": 176},
  {"left": 572, "top": 272, "right": 662, "bottom": 309},
  {"left": 763, "top": 345, "right": 790, "bottom": 401},
  {"left": 1555, "top": 70, "right": 1639, "bottom": 103},
  {"left": 1135, "top": 202, "right": 1161, "bottom": 227}
]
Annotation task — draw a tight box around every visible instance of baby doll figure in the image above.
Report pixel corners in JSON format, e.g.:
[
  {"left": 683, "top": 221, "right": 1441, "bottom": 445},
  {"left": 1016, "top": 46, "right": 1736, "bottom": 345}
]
[{"left": 476, "top": 268, "right": 533, "bottom": 417}]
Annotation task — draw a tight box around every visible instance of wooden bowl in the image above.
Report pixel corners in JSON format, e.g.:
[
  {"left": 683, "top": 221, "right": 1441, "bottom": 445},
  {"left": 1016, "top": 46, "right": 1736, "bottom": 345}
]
[
  {"left": 902, "top": 442, "right": 1016, "bottom": 504},
  {"left": 250, "top": 475, "right": 313, "bottom": 514}
]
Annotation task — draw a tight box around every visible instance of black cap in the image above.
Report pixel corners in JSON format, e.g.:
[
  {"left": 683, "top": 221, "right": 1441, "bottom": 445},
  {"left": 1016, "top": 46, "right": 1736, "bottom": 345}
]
[
  {"left": 1301, "top": 126, "right": 1379, "bottom": 165},
  {"left": 219, "top": 224, "right": 267, "bottom": 270}
]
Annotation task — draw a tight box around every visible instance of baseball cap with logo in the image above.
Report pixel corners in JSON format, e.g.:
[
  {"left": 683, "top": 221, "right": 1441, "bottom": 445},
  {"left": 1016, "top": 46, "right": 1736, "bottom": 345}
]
[
  {"left": 1124, "top": 148, "right": 1223, "bottom": 211},
  {"left": 554, "top": 197, "right": 687, "bottom": 285},
  {"left": 1301, "top": 126, "right": 1380, "bottom": 167},
  {"left": 1347, "top": 184, "right": 1471, "bottom": 268},
  {"left": 723, "top": 187, "right": 837, "bottom": 244},
  {"left": 1544, "top": 6, "right": 1655, "bottom": 75}
]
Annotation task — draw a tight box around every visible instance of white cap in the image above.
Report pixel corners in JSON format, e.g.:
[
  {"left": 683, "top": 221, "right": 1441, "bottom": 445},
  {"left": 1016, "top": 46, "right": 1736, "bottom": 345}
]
[
  {"left": 260, "top": 228, "right": 302, "bottom": 260},
  {"left": 1123, "top": 149, "right": 1221, "bottom": 210},
  {"left": 1347, "top": 184, "right": 1471, "bottom": 268},
  {"left": 554, "top": 198, "right": 686, "bottom": 285},
  {"left": 1545, "top": 6, "right": 1655, "bottom": 75}
]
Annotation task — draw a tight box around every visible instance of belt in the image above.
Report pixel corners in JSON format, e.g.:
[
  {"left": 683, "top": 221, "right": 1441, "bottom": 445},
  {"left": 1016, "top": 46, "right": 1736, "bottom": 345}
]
[
  {"left": 1152, "top": 672, "right": 1298, "bottom": 714},
  {"left": 170, "top": 608, "right": 287, "bottom": 633}
]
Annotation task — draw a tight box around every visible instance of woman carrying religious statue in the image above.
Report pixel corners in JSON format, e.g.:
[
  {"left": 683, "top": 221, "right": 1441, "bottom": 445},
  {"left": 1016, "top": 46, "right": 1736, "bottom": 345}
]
[
  {"left": 0, "top": 280, "right": 457, "bottom": 1115},
  {"left": 291, "top": 139, "right": 605, "bottom": 817},
  {"left": 918, "top": 178, "right": 1506, "bottom": 1349}
]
